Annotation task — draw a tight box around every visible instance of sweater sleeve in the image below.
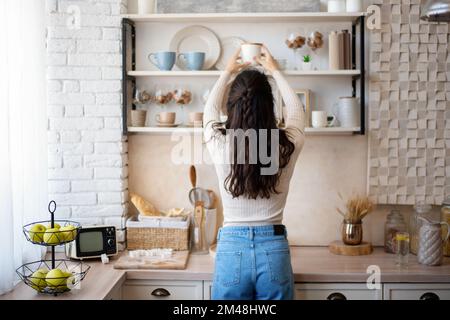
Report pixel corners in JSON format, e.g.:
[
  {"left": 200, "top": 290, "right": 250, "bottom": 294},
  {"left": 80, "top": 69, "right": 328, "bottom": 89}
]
[
  {"left": 272, "top": 70, "right": 305, "bottom": 145},
  {"left": 203, "top": 71, "right": 232, "bottom": 142}
]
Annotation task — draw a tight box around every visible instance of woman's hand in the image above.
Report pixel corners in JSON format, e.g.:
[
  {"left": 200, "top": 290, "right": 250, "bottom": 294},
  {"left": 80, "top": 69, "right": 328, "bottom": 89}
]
[
  {"left": 255, "top": 45, "right": 279, "bottom": 73},
  {"left": 225, "top": 48, "right": 250, "bottom": 74}
]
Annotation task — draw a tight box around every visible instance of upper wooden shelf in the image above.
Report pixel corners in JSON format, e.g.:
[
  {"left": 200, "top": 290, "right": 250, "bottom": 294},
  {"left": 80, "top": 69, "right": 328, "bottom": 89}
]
[
  {"left": 128, "top": 70, "right": 361, "bottom": 77},
  {"left": 122, "top": 12, "right": 365, "bottom": 23}
]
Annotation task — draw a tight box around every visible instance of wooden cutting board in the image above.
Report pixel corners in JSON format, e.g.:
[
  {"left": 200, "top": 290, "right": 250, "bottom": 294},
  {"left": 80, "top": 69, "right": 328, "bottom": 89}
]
[
  {"left": 114, "top": 251, "right": 190, "bottom": 270},
  {"left": 329, "top": 241, "right": 373, "bottom": 256}
]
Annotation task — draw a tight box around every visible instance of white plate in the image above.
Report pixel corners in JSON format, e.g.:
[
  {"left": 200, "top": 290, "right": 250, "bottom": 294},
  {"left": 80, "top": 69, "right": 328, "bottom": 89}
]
[
  {"left": 215, "top": 36, "right": 245, "bottom": 71},
  {"left": 169, "top": 25, "right": 221, "bottom": 70}
]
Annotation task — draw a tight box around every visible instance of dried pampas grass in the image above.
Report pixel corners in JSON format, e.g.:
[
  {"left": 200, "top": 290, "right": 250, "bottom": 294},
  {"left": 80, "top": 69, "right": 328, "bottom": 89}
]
[{"left": 337, "top": 193, "right": 375, "bottom": 223}]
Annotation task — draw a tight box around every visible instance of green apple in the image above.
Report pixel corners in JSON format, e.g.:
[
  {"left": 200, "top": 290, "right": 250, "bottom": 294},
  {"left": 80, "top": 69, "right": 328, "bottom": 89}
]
[
  {"left": 37, "top": 268, "right": 49, "bottom": 275},
  {"left": 45, "top": 268, "right": 70, "bottom": 290},
  {"left": 29, "top": 270, "right": 47, "bottom": 291},
  {"left": 43, "top": 228, "right": 62, "bottom": 245},
  {"left": 46, "top": 223, "right": 61, "bottom": 229},
  {"left": 59, "top": 225, "right": 77, "bottom": 242},
  {"left": 29, "top": 224, "right": 46, "bottom": 243}
]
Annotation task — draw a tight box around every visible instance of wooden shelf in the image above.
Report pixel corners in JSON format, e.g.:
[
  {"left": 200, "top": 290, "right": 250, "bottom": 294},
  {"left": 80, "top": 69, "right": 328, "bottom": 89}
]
[
  {"left": 128, "top": 126, "right": 361, "bottom": 135},
  {"left": 304, "top": 127, "right": 361, "bottom": 134},
  {"left": 128, "top": 126, "right": 203, "bottom": 134},
  {"left": 122, "top": 12, "right": 365, "bottom": 23},
  {"left": 127, "top": 70, "right": 361, "bottom": 77}
]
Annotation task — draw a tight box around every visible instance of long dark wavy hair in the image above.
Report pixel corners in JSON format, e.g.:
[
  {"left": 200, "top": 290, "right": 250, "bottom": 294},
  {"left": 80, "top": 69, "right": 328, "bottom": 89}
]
[{"left": 213, "top": 69, "right": 295, "bottom": 199}]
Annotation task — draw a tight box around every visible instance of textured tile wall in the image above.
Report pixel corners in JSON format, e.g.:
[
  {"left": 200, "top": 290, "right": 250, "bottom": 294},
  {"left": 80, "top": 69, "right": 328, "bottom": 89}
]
[{"left": 368, "top": 0, "right": 450, "bottom": 205}]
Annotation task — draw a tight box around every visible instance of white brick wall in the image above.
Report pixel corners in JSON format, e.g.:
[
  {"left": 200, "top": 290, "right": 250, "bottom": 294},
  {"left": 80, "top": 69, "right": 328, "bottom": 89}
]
[{"left": 46, "top": 0, "right": 127, "bottom": 223}]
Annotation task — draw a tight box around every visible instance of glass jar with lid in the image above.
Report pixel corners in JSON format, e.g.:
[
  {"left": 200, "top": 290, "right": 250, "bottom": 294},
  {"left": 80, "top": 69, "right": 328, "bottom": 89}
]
[
  {"left": 442, "top": 197, "right": 450, "bottom": 257},
  {"left": 384, "top": 209, "right": 407, "bottom": 253},
  {"left": 409, "top": 201, "right": 432, "bottom": 255}
]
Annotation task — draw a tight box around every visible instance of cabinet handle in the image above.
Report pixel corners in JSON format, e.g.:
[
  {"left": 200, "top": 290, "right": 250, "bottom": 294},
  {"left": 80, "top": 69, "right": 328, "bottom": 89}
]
[
  {"left": 327, "top": 292, "right": 347, "bottom": 300},
  {"left": 419, "top": 292, "right": 440, "bottom": 300},
  {"left": 151, "top": 288, "right": 171, "bottom": 297}
]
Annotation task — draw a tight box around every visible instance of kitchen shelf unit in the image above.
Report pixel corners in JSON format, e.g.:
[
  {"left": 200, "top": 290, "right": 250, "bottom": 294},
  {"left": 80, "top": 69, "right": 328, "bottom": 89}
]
[{"left": 121, "top": 12, "right": 366, "bottom": 135}]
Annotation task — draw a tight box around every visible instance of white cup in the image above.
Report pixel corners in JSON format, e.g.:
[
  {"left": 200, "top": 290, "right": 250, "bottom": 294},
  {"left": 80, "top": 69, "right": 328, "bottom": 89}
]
[
  {"left": 311, "top": 111, "right": 328, "bottom": 128},
  {"left": 328, "top": 0, "right": 346, "bottom": 12},
  {"left": 138, "top": 0, "right": 155, "bottom": 14},
  {"left": 241, "top": 43, "right": 262, "bottom": 65},
  {"left": 346, "top": 0, "right": 362, "bottom": 12}
]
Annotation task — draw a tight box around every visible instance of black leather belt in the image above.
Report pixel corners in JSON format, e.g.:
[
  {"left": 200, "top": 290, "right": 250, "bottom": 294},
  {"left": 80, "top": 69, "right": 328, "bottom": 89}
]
[{"left": 273, "top": 224, "right": 286, "bottom": 235}]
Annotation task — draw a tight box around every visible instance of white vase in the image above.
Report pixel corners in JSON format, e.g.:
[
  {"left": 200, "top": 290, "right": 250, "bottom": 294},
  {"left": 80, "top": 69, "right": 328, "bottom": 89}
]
[{"left": 302, "top": 62, "right": 313, "bottom": 71}]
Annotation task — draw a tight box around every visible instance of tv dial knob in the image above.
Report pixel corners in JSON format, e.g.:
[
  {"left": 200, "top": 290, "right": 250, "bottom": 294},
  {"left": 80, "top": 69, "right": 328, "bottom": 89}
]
[{"left": 107, "top": 238, "right": 115, "bottom": 246}]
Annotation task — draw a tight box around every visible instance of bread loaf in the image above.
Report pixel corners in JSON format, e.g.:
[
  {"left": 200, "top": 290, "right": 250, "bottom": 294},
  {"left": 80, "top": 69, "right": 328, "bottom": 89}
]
[{"left": 130, "top": 193, "right": 160, "bottom": 216}]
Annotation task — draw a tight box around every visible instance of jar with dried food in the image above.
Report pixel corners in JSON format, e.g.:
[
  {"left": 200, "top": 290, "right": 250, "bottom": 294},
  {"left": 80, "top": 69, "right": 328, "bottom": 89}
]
[
  {"left": 384, "top": 209, "right": 407, "bottom": 253},
  {"left": 173, "top": 88, "right": 193, "bottom": 105}
]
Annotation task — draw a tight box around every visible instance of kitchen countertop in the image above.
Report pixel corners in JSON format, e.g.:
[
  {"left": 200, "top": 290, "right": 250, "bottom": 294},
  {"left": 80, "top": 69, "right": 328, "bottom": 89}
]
[{"left": 2, "top": 246, "right": 450, "bottom": 300}]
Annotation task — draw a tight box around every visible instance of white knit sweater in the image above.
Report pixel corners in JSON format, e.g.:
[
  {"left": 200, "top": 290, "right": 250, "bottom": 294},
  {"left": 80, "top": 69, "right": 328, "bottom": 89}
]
[{"left": 203, "top": 70, "right": 305, "bottom": 226}]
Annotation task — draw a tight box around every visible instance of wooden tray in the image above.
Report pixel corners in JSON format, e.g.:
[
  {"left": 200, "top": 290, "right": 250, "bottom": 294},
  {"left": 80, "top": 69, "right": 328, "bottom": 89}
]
[
  {"left": 329, "top": 241, "right": 373, "bottom": 256},
  {"left": 114, "top": 250, "right": 190, "bottom": 269}
]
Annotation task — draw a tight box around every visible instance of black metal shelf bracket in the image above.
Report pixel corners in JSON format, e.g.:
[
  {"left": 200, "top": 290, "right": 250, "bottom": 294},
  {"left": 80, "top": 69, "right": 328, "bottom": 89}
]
[
  {"left": 122, "top": 18, "right": 136, "bottom": 136},
  {"left": 351, "top": 15, "right": 366, "bottom": 135}
]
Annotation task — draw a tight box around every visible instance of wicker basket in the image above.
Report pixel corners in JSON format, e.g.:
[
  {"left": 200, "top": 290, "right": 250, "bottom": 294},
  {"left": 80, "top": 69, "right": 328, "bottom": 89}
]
[{"left": 126, "top": 218, "right": 189, "bottom": 251}]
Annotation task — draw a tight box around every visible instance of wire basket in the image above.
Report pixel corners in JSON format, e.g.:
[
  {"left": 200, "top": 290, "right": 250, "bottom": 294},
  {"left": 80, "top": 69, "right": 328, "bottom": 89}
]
[
  {"left": 23, "top": 220, "right": 81, "bottom": 246},
  {"left": 16, "top": 259, "right": 90, "bottom": 294}
]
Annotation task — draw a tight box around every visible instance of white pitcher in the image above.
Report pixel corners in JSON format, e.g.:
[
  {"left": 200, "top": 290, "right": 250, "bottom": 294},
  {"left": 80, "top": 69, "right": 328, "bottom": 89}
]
[{"left": 336, "top": 97, "right": 360, "bottom": 128}]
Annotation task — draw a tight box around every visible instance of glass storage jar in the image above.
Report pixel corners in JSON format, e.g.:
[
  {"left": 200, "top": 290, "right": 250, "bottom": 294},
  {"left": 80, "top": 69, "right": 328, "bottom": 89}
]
[
  {"left": 384, "top": 210, "right": 407, "bottom": 253},
  {"left": 409, "top": 201, "right": 432, "bottom": 255},
  {"left": 442, "top": 197, "right": 450, "bottom": 257}
]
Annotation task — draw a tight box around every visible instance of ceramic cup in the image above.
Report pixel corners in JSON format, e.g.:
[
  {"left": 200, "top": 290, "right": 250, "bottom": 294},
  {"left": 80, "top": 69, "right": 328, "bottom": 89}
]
[
  {"left": 188, "top": 112, "right": 203, "bottom": 126},
  {"left": 241, "top": 43, "right": 262, "bottom": 65},
  {"left": 155, "top": 112, "right": 176, "bottom": 124},
  {"left": 138, "top": 0, "right": 155, "bottom": 14},
  {"left": 178, "top": 52, "right": 205, "bottom": 71},
  {"left": 312, "top": 111, "right": 336, "bottom": 128},
  {"left": 148, "top": 51, "right": 176, "bottom": 71}
]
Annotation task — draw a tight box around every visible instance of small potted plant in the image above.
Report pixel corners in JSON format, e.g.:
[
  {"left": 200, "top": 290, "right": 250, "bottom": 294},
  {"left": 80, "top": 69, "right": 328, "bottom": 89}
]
[
  {"left": 337, "top": 193, "right": 374, "bottom": 245},
  {"left": 302, "top": 55, "right": 312, "bottom": 71}
]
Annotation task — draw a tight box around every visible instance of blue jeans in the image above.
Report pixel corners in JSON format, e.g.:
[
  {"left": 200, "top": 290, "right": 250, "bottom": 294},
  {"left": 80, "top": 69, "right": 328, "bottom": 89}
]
[{"left": 211, "top": 225, "right": 294, "bottom": 300}]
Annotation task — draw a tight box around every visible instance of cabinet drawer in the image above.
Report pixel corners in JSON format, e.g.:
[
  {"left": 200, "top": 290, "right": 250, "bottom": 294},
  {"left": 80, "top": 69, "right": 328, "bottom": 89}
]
[
  {"left": 384, "top": 283, "right": 450, "bottom": 300},
  {"left": 295, "top": 283, "right": 382, "bottom": 300},
  {"left": 122, "top": 280, "right": 203, "bottom": 300}
]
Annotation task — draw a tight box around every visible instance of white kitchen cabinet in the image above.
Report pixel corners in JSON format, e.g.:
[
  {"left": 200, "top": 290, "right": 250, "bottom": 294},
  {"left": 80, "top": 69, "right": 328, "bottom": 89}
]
[
  {"left": 384, "top": 283, "right": 450, "bottom": 300},
  {"left": 295, "top": 283, "right": 382, "bottom": 300},
  {"left": 204, "top": 281, "right": 213, "bottom": 300},
  {"left": 122, "top": 280, "right": 203, "bottom": 300}
]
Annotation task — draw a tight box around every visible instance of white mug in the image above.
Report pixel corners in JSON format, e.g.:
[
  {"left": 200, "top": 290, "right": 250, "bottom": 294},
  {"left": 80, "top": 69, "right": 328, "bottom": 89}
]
[
  {"left": 311, "top": 111, "right": 328, "bottom": 128},
  {"left": 312, "top": 111, "right": 336, "bottom": 128},
  {"left": 346, "top": 0, "right": 362, "bottom": 12},
  {"left": 241, "top": 43, "right": 262, "bottom": 65},
  {"left": 138, "top": 0, "right": 155, "bottom": 14}
]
